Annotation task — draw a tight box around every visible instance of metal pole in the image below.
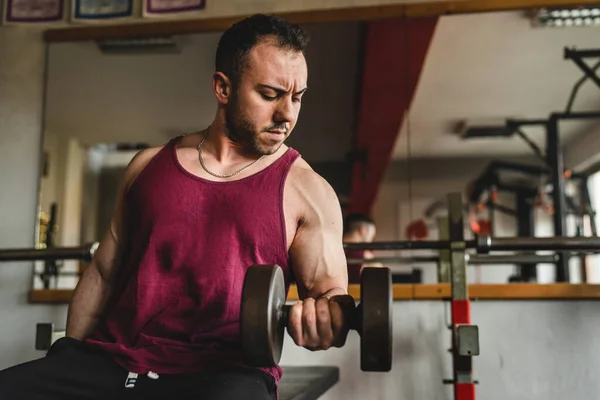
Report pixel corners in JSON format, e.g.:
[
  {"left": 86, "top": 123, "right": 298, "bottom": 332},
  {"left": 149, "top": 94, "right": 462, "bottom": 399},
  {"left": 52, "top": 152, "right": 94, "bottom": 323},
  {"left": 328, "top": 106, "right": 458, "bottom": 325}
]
[
  {"left": 344, "top": 240, "right": 452, "bottom": 251},
  {"left": 467, "top": 254, "right": 557, "bottom": 265},
  {"left": 347, "top": 254, "right": 558, "bottom": 265},
  {"left": 547, "top": 115, "right": 569, "bottom": 282},
  {"left": 345, "top": 236, "right": 600, "bottom": 252},
  {"left": 348, "top": 256, "right": 440, "bottom": 265},
  {"left": 438, "top": 216, "right": 451, "bottom": 283},
  {"left": 0, "top": 243, "right": 98, "bottom": 262},
  {"left": 476, "top": 235, "right": 600, "bottom": 253},
  {"left": 448, "top": 192, "right": 476, "bottom": 400},
  {"left": 516, "top": 191, "right": 537, "bottom": 282}
]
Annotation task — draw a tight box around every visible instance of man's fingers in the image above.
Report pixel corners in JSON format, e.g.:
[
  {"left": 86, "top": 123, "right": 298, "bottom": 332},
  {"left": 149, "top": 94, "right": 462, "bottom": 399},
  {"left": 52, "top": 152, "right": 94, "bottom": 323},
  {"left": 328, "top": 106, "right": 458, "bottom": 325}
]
[
  {"left": 287, "top": 301, "right": 304, "bottom": 346},
  {"left": 302, "top": 298, "right": 319, "bottom": 348},
  {"left": 315, "top": 297, "right": 333, "bottom": 349},
  {"left": 330, "top": 295, "right": 355, "bottom": 347}
]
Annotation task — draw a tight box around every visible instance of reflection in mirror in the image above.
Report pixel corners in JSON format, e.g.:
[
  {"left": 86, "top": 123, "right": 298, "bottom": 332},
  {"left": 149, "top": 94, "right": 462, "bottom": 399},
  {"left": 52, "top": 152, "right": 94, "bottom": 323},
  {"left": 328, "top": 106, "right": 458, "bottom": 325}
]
[
  {"left": 34, "top": 8, "right": 600, "bottom": 294},
  {"left": 376, "top": 9, "right": 600, "bottom": 285},
  {"left": 35, "top": 21, "right": 363, "bottom": 291}
]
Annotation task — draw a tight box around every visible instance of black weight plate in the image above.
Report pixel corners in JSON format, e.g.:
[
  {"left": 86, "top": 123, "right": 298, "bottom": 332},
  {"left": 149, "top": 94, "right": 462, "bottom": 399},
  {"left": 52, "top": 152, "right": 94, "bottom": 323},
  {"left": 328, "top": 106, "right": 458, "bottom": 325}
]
[
  {"left": 360, "top": 267, "right": 393, "bottom": 371},
  {"left": 241, "top": 264, "right": 287, "bottom": 367}
]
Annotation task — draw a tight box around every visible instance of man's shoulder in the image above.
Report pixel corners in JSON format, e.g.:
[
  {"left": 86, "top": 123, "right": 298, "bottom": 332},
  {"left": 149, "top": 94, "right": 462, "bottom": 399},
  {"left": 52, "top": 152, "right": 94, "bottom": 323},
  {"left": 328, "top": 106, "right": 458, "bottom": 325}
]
[
  {"left": 123, "top": 145, "right": 166, "bottom": 191},
  {"left": 288, "top": 158, "right": 339, "bottom": 203},
  {"left": 130, "top": 145, "right": 165, "bottom": 166}
]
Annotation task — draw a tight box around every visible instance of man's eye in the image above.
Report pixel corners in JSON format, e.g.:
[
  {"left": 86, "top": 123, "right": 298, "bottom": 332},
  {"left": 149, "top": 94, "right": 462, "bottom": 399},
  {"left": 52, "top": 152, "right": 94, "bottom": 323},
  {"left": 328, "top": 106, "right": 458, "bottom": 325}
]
[{"left": 261, "top": 94, "right": 277, "bottom": 101}]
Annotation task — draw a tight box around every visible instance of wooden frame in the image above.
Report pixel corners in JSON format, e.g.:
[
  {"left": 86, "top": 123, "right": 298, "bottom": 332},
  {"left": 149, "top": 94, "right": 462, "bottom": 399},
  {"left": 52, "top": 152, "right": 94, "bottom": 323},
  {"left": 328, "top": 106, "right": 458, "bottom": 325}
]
[
  {"left": 29, "top": 283, "right": 600, "bottom": 304},
  {"left": 44, "top": 0, "right": 600, "bottom": 43}
]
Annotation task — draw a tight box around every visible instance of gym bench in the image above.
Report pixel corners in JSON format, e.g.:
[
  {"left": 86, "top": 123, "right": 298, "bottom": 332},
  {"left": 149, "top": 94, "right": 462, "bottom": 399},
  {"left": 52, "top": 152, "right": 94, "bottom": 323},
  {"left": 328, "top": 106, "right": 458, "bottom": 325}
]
[{"left": 35, "top": 323, "right": 339, "bottom": 400}]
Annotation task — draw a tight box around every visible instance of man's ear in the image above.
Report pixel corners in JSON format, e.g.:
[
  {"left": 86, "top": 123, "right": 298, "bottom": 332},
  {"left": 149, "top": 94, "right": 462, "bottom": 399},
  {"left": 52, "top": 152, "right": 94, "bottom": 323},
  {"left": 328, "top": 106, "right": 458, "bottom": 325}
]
[
  {"left": 358, "top": 225, "right": 367, "bottom": 237},
  {"left": 213, "top": 71, "right": 233, "bottom": 105}
]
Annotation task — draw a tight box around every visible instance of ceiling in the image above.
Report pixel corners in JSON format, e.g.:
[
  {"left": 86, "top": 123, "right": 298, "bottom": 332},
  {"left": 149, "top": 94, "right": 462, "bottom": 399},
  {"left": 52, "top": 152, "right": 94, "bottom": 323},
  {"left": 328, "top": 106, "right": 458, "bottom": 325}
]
[
  {"left": 395, "top": 10, "right": 600, "bottom": 159},
  {"left": 45, "top": 10, "right": 600, "bottom": 166}
]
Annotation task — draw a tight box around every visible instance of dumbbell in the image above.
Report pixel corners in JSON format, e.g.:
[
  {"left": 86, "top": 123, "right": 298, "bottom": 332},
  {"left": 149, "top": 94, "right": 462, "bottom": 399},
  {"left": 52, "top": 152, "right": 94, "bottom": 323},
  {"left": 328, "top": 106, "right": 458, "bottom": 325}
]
[{"left": 240, "top": 264, "right": 392, "bottom": 372}]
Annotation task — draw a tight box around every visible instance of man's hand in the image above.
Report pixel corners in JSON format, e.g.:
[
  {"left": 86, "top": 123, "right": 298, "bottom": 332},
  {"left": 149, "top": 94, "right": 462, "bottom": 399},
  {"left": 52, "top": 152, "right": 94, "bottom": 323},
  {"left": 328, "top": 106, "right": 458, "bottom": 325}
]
[{"left": 287, "top": 295, "right": 356, "bottom": 351}]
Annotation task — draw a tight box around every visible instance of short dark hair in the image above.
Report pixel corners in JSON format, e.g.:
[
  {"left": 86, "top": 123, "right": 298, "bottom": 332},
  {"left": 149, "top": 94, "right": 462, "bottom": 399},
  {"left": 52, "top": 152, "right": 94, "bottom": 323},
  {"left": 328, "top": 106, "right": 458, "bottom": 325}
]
[
  {"left": 343, "top": 213, "right": 375, "bottom": 234},
  {"left": 215, "top": 14, "right": 310, "bottom": 86}
]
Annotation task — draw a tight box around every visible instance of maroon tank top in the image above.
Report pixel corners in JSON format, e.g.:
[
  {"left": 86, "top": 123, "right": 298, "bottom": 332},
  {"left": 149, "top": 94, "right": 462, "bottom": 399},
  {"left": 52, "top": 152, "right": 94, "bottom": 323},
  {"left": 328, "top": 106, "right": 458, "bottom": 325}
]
[
  {"left": 345, "top": 249, "right": 364, "bottom": 284},
  {"left": 85, "top": 136, "right": 299, "bottom": 384}
]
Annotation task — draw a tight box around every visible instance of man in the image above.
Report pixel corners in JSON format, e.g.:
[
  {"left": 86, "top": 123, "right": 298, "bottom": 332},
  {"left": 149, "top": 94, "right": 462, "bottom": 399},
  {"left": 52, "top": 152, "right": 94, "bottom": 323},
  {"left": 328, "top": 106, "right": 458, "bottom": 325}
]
[
  {"left": 0, "top": 14, "right": 353, "bottom": 400},
  {"left": 343, "top": 213, "right": 383, "bottom": 283}
]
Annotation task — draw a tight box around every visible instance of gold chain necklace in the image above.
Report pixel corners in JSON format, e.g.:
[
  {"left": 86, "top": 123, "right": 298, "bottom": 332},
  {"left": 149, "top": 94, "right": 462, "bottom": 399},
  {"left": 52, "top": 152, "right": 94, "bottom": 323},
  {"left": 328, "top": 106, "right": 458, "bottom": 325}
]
[{"left": 197, "top": 136, "right": 264, "bottom": 179}]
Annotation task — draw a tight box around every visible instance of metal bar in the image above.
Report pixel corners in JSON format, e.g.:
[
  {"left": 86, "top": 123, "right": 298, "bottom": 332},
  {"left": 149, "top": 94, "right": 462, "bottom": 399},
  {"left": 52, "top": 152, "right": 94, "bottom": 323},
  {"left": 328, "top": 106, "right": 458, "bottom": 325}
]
[
  {"left": 488, "top": 202, "right": 495, "bottom": 236},
  {"left": 477, "top": 235, "right": 600, "bottom": 253},
  {"left": 448, "top": 192, "right": 475, "bottom": 400},
  {"left": 449, "top": 192, "right": 467, "bottom": 300},
  {"left": 581, "top": 177, "right": 597, "bottom": 236},
  {"left": 506, "top": 118, "right": 549, "bottom": 128},
  {"left": 346, "top": 236, "right": 600, "bottom": 252},
  {"left": 564, "top": 51, "right": 600, "bottom": 91},
  {"left": 347, "top": 254, "right": 558, "bottom": 265},
  {"left": 0, "top": 243, "right": 98, "bottom": 262},
  {"left": 467, "top": 254, "right": 557, "bottom": 265},
  {"left": 485, "top": 201, "right": 517, "bottom": 217},
  {"left": 438, "top": 216, "right": 451, "bottom": 283},
  {"left": 348, "top": 256, "right": 439, "bottom": 265},
  {"left": 516, "top": 191, "right": 537, "bottom": 282},
  {"left": 565, "top": 60, "right": 600, "bottom": 114},
  {"left": 554, "top": 111, "right": 600, "bottom": 120},
  {"left": 35, "top": 271, "right": 82, "bottom": 276},
  {"left": 344, "top": 241, "right": 453, "bottom": 251},
  {"left": 514, "top": 128, "right": 546, "bottom": 162},
  {"left": 564, "top": 48, "right": 600, "bottom": 59},
  {"left": 546, "top": 115, "right": 569, "bottom": 282}
]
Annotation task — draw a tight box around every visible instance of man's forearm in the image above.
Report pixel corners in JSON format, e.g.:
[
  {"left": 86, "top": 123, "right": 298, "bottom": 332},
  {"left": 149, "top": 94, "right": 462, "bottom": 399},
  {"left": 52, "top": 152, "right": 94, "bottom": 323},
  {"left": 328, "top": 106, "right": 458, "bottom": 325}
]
[{"left": 65, "top": 264, "right": 111, "bottom": 340}]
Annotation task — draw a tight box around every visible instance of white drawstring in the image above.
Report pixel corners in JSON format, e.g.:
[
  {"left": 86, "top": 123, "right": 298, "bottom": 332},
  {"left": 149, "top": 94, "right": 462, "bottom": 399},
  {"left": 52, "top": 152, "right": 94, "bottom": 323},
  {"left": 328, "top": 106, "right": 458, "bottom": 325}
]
[
  {"left": 124, "top": 372, "right": 138, "bottom": 388},
  {"left": 124, "top": 371, "right": 160, "bottom": 388}
]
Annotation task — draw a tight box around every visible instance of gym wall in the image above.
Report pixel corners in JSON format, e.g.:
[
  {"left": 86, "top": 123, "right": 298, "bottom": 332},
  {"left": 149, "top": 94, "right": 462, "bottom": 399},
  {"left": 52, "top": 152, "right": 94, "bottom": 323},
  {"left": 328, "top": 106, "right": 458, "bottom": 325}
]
[{"left": 0, "top": 28, "right": 66, "bottom": 368}]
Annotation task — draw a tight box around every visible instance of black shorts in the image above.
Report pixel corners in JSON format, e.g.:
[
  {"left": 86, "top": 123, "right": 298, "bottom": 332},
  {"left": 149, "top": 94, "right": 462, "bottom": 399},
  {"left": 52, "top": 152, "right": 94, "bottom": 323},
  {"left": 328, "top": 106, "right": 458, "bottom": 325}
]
[{"left": 0, "top": 337, "right": 276, "bottom": 400}]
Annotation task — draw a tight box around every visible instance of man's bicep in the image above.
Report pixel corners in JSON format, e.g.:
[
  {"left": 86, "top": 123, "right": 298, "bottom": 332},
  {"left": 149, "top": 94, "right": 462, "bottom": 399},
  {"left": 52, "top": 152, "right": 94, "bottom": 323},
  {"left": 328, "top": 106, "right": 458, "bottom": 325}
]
[{"left": 288, "top": 176, "right": 348, "bottom": 298}]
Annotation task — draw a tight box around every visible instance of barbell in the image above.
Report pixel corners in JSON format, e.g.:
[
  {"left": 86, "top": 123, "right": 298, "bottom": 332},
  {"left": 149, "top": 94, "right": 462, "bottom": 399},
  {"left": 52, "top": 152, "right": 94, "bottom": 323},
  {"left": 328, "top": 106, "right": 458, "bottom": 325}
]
[
  {"left": 0, "top": 242, "right": 98, "bottom": 262},
  {"left": 343, "top": 234, "right": 600, "bottom": 253},
  {"left": 1, "top": 234, "right": 599, "bottom": 264},
  {"left": 346, "top": 254, "right": 559, "bottom": 265}
]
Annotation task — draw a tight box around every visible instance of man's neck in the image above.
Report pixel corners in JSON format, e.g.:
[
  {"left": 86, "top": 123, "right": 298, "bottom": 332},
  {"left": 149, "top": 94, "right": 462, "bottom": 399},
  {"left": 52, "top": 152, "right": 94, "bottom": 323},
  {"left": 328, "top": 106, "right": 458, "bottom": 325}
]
[{"left": 200, "top": 123, "right": 256, "bottom": 164}]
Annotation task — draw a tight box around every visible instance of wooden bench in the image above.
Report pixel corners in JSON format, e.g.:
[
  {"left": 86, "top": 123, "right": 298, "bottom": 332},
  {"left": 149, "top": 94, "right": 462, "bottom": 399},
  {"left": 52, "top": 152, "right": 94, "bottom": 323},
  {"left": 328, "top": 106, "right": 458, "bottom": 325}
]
[{"left": 36, "top": 324, "right": 339, "bottom": 400}]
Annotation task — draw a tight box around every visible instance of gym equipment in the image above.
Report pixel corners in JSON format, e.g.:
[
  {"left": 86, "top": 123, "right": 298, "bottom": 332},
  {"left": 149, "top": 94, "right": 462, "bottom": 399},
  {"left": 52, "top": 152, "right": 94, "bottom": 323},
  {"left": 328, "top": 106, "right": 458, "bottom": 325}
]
[
  {"left": 0, "top": 242, "right": 98, "bottom": 262},
  {"left": 342, "top": 190, "right": 600, "bottom": 400},
  {"left": 347, "top": 253, "right": 558, "bottom": 265},
  {"left": 240, "top": 264, "right": 392, "bottom": 372},
  {"left": 343, "top": 234, "right": 600, "bottom": 253},
  {"left": 33, "top": 325, "right": 340, "bottom": 400}
]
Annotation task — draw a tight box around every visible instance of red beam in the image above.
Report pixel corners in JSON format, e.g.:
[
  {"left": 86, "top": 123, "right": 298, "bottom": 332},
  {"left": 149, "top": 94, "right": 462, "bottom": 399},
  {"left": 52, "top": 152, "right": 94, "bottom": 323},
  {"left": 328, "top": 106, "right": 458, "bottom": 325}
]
[{"left": 347, "top": 17, "right": 438, "bottom": 214}]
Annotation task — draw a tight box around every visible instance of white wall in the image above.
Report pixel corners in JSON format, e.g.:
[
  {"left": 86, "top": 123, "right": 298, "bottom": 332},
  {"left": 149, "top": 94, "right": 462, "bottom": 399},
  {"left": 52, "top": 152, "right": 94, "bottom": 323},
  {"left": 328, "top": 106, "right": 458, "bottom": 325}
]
[{"left": 0, "top": 27, "right": 69, "bottom": 369}]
